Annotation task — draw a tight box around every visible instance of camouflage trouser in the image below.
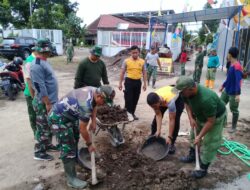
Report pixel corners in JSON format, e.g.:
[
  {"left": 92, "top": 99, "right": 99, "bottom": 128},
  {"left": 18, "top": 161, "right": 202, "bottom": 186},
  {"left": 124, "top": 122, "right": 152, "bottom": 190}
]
[
  {"left": 66, "top": 53, "right": 73, "bottom": 63},
  {"left": 220, "top": 91, "right": 239, "bottom": 128},
  {"left": 180, "top": 63, "right": 186, "bottom": 75},
  {"left": 193, "top": 65, "right": 203, "bottom": 83},
  {"left": 206, "top": 68, "right": 217, "bottom": 80},
  {"left": 147, "top": 65, "right": 158, "bottom": 81},
  {"left": 32, "top": 98, "right": 52, "bottom": 153},
  {"left": 25, "top": 96, "right": 37, "bottom": 136},
  {"left": 48, "top": 111, "right": 79, "bottom": 159},
  {"left": 189, "top": 112, "right": 226, "bottom": 164}
]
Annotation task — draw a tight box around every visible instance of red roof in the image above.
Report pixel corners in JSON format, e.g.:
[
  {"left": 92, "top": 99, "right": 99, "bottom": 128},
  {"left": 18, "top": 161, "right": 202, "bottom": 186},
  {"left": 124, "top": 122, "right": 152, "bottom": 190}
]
[
  {"left": 87, "top": 14, "right": 164, "bottom": 34},
  {"left": 98, "top": 15, "right": 148, "bottom": 29}
]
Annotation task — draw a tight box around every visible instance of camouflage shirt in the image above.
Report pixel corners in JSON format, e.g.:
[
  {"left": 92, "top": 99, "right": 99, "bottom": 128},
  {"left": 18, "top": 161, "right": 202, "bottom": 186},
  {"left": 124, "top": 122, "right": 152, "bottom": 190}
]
[{"left": 52, "top": 87, "right": 96, "bottom": 122}]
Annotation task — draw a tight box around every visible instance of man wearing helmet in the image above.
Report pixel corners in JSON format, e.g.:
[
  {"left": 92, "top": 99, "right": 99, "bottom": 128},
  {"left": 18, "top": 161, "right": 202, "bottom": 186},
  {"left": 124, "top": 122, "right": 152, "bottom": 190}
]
[{"left": 48, "top": 85, "right": 115, "bottom": 189}]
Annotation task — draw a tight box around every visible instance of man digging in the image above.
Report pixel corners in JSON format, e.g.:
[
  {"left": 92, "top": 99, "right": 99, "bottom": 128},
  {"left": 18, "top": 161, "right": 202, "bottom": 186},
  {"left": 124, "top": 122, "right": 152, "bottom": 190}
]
[
  {"left": 177, "top": 76, "right": 226, "bottom": 178},
  {"left": 48, "top": 85, "right": 115, "bottom": 188}
]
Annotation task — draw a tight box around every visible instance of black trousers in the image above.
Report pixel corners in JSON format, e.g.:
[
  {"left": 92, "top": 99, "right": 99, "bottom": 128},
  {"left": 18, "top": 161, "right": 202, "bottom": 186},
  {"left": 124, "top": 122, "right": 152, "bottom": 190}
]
[
  {"left": 151, "top": 96, "right": 184, "bottom": 144},
  {"left": 124, "top": 77, "right": 142, "bottom": 115}
]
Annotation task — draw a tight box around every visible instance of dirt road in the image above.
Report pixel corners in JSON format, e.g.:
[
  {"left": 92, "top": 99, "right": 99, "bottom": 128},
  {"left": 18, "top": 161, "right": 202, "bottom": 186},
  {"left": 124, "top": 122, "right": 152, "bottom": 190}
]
[{"left": 0, "top": 48, "right": 249, "bottom": 190}]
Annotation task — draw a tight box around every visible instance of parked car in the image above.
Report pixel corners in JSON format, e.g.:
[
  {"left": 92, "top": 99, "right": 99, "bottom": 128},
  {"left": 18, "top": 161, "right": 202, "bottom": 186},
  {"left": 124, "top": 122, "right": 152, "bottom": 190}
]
[
  {"left": 0, "top": 37, "right": 36, "bottom": 60},
  {"left": 49, "top": 41, "right": 58, "bottom": 56}
]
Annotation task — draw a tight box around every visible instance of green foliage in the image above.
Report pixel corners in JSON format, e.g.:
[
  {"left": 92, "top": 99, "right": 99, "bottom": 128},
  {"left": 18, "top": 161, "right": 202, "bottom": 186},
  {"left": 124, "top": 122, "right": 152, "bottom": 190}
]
[
  {"left": 0, "top": 0, "right": 85, "bottom": 39},
  {"left": 182, "top": 25, "right": 192, "bottom": 44},
  {"left": 205, "top": 33, "right": 213, "bottom": 45},
  {"left": 197, "top": 2, "right": 220, "bottom": 46},
  {"left": 7, "top": 31, "right": 19, "bottom": 37},
  {"left": 0, "top": 0, "right": 12, "bottom": 29}
]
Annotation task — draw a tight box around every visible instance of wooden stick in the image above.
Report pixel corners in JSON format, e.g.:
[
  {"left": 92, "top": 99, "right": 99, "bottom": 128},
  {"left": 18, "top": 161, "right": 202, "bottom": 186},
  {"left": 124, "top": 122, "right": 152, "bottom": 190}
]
[
  {"left": 194, "top": 128, "right": 201, "bottom": 170},
  {"left": 91, "top": 131, "right": 98, "bottom": 185}
]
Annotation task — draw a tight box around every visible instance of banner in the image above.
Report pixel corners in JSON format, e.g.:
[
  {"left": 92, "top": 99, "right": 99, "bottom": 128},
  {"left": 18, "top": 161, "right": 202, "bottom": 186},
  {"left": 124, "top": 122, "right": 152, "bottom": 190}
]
[{"left": 158, "top": 58, "right": 173, "bottom": 73}]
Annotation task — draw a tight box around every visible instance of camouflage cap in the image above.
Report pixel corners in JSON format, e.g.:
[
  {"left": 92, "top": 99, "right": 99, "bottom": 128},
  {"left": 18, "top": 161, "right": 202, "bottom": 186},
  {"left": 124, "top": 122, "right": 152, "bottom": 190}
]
[
  {"left": 175, "top": 76, "right": 195, "bottom": 91},
  {"left": 34, "top": 38, "right": 51, "bottom": 53},
  {"left": 90, "top": 45, "right": 102, "bottom": 57},
  {"left": 97, "top": 85, "right": 115, "bottom": 105}
]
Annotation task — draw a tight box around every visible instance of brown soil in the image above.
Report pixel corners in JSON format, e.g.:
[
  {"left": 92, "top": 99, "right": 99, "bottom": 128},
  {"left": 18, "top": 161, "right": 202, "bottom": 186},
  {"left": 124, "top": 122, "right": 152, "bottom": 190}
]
[{"left": 97, "top": 105, "right": 128, "bottom": 124}]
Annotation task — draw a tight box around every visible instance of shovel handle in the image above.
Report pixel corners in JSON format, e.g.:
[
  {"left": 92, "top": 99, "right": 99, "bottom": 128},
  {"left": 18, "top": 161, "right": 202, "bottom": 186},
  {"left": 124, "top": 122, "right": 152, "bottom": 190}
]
[
  {"left": 194, "top": 128, "right": 201, "bottom": 170},
  {"left": 90, "top": 131, "right": 98, "bottom": 185},
  {"left": 91, "top": 151, "right": 98, "bottom": 185}
]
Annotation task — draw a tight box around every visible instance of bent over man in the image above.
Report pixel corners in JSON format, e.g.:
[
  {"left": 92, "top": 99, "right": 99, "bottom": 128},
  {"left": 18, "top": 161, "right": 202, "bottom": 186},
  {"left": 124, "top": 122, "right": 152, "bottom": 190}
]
[
  {"left": 48, "top": 85, "right": 115, "bottom": 188},
  {"left": 177, "top": 76, "right": 226, "bottom": 179},
  {"left": 147, "top": 85, "right": 184, "bottom": 154}
]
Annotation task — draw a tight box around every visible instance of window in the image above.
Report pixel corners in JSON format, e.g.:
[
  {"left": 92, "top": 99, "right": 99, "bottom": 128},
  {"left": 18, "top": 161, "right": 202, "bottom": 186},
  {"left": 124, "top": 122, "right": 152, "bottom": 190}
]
[
  {"left": 19, "top": 38, "right": 25, "bottom": 44},
  {"left": 131, "top": 32, "right": 141, "bottom": 46},
  {"left": 111, "top": 32, "right": 120, "bottom": 46},
  {"left": 120, "top": 32, "right": 130, "bottom": 47},
  {"left": 25, "top": 39, "right": 33, "bottom": 44}
]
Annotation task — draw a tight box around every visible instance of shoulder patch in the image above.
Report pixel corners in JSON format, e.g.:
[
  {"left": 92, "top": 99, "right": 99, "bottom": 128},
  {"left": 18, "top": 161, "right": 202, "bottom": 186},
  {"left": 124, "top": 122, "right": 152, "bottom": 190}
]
[{"left": 233, "top": 63, "right": 243, "bottom": 71}]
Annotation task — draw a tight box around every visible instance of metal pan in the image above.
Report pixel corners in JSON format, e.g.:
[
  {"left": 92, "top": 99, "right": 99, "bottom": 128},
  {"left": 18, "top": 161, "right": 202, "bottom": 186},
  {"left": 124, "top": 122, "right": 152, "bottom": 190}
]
[{"left": 140, "top": 136, "right": 169, "bottom": 161}]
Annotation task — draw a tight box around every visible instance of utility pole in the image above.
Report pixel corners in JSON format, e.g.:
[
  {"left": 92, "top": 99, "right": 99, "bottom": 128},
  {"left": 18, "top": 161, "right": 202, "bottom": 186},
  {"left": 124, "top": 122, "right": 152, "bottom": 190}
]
[{"left": 29, "top": 0, "right": 33, "bottom": 28}]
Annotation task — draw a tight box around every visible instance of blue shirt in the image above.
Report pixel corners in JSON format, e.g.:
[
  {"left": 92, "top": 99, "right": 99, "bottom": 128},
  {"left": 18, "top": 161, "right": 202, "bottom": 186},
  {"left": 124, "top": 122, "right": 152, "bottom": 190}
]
[
  {"left": 207, "top": 55, "right": 220, "bottom": 68},
  {"left": 30, "top": 57, "right": 58, "bottom": 104},
  {"left": 222, "top": 62, "right": 243, "bottom": 95}
]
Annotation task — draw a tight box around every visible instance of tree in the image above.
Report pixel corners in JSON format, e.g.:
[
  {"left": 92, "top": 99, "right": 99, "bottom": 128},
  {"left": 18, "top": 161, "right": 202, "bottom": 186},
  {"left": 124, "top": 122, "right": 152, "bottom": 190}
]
[
  {"left": 0, "top": 0, "right": 12, "bottom": 29},
  {"left": 61, "top": 12, "right": 85, "bottom": 39},
  {"left": 197, "top": 2, "right": 220, "bottom": 45},
  {"left": 203, "top": 3, "right": 219, "bottom": 33},
  {"left": 0, "top": 0, "right": 84, "bottom": 39}
]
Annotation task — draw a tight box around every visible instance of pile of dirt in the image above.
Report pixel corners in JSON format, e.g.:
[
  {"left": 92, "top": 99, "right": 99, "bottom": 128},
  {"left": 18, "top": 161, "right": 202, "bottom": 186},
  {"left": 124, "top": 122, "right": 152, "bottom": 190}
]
[
  {"left": 97, "top": 105, "right": 128, "bottom": 124},
  {"left": 94, "top": 145, "right": 196, "bottom": 190}
]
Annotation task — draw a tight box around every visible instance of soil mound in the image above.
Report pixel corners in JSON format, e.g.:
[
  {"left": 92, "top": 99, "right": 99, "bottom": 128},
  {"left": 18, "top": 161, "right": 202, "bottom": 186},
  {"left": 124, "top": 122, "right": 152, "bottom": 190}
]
[{"left": 97, "top": 105, "right": 128, "bottom": 124}]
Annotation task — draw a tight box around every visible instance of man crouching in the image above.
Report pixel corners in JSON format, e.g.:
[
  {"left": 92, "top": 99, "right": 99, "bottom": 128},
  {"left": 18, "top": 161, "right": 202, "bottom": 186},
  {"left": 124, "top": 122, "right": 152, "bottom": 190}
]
[{"left": 48, "top": 85, "right": 115, "bottom": 188}]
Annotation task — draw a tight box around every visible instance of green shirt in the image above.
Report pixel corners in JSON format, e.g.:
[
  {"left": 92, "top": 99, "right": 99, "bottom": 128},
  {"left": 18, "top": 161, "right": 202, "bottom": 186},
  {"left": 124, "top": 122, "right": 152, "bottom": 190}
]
[
  {"left": 195, "top": 51, "right": 205, "bottom": 66},
  {"left": 74, "top": 57, "right": 109, "bottom": 88},
  {"left": 23, "top": 54, "right": 35, "bottom": 96},
  {"left": 183, "top": 85, "right": 225, "bottom": 122}
]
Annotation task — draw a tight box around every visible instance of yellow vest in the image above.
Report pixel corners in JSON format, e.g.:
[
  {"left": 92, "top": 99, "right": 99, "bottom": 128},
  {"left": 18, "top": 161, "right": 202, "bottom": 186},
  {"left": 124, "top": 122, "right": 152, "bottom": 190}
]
[
  {"left": 125, "top": 57, "right": 145, "bottom": 79},
  {"left": 155, "top": 86, "right": 177, "bottom": 103}
]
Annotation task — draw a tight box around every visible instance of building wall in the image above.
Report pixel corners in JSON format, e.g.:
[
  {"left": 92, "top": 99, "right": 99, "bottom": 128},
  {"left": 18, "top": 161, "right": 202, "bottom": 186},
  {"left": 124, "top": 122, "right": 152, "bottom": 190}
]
[{"left": 97, "top": 29, "right": 182, "bottom": 58}]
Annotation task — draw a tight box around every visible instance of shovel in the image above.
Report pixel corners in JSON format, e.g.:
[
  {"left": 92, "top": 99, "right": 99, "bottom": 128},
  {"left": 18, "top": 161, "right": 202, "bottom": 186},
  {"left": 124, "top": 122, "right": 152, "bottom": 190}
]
[
  {"left": 90, "top": 131, "right": 99, "bottom": 185},
  {"left": 194, "top": 128, "right": 201, "bottom": 171}
]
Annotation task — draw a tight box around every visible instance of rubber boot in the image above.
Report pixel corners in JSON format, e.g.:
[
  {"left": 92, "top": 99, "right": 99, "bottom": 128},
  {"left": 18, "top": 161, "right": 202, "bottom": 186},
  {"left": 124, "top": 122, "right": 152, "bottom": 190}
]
[
  {"left": 191, "top": 162, "right": 210, "bottom": 179},
  {"left": 63, "top": 158, "right": 88, "bottom": 189},
  {"left": 209, "top": 80, "right": 215, "bottom": 89},
  {"left": 205, "top": 80, "right": 209, "bottom": 88},
  {"left": 179, "top": 147, "right": 195, "bottom": 163},
  {"left": 229, "top": 113, "right": 239, "bottom": 133},
  {"left": 152, "top": 79, "right": 156, "bottom": 89}
]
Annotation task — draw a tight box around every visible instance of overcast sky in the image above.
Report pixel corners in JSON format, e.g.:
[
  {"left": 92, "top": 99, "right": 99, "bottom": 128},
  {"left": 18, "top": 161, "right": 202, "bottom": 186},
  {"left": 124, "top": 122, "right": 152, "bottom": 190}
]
[{"left": 73, "top": 0, "right": 223, "bottom": 26}]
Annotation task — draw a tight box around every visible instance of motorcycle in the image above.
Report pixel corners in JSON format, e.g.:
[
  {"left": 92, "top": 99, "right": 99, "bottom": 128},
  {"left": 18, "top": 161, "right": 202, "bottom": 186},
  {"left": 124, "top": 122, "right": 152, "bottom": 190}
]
[{"left": 0, "top": 57, "right": 24, "bottom": 100}]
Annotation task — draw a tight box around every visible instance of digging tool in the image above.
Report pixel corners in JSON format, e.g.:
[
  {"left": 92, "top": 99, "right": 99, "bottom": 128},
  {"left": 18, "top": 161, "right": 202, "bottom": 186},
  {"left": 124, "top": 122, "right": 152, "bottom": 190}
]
[
  {"left": 90, "top": 131, "right": 99, "bottom": 185},
  {"left": 194, "top": 128, "right": 201, "bottom": 170}
]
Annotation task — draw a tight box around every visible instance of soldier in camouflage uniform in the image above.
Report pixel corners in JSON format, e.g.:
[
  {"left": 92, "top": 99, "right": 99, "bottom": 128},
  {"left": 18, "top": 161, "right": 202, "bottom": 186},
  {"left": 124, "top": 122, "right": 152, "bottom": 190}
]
[
  {"left": 66, "top": 42, "right": 74, "bottom": 64},
  {"left": 140, "top": 43, "right": 147, "bottom": 60},
  {"left": 30, "top": 39, "right": 59, "bottom": 161},
  {"left": 48, "top": 85, "right": 115, "bottom": 189},
  {"left": 193, "top": 46, "right": 205, "bottom": 83}
]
